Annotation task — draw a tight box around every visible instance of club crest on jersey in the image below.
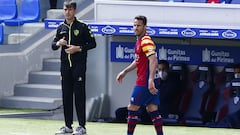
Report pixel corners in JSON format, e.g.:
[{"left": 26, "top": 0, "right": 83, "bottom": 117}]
[{"left": 74, "top": 30, "right": 79, "bottom": 36}]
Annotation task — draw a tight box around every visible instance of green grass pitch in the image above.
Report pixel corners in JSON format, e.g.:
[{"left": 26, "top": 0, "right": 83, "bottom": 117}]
[{"left": 0, "top": 118, "right": 239, "bottom": 135}]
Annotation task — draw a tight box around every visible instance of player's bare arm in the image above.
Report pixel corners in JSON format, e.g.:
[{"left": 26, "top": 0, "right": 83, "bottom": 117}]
[
  {"left": 116, "top": 60, "right": 137, "bottom": 83},
  {"left": 148, "top": 54, "right": 158, "bottom": 95}
]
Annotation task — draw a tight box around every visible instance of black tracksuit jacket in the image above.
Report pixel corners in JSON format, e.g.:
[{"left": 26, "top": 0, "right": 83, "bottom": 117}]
[{"left": 52, "top": 17, "right": 96, "bottom": 70}]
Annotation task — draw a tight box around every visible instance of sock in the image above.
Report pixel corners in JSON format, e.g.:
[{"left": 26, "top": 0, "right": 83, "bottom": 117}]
[
  {"left": 127, "top": 110, "right": 139, "bottom": 135},
  {"left": 149, "top": 111, "right": 163, "bottom": 135}
]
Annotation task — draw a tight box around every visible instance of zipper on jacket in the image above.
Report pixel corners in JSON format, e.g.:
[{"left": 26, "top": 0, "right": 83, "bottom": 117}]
[{"left": 67, "top": 23, "right": 73, "bottom": 67}]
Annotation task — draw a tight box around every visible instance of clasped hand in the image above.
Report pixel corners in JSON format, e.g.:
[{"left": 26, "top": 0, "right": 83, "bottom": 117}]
[
  {"left": 65, "top": 45, "right": 80, "bottom": 54},
  {"left": 57, "top": 37, "right": 80, "bottom": 54}
]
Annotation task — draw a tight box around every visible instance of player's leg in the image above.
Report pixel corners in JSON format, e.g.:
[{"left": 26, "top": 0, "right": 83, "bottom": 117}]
[
  {"left": 61, "top": 67, "right": 74, "bottom": 129},
  {"left": 73, "top": 63, "right": 87, "bottom": 135},
  {"left": 74, "top": 73, "right": 87, "bottom": 135},
  {"left": 147, "top": 104, "right": 163, "bottom": 135},
  {"left": 146, "top": 91, "right": 163, "bottom": 135},
  {"left": 127, "top": 86, "right": 145, "bottom": 135},
  {"left": 56, "top": 66, "right": 74, "bottom": 134},
  {"left": 127, "top": 104, "right": 140, "bottom": 135}
]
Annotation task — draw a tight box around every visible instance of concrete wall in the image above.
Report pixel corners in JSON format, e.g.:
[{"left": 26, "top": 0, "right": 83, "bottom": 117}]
[
  {"left": 0, "top": 33, "right": 107, "bottom": 99},
  {"left": 0, "top": 30, "right": 58, "bottom": 98},
  {"left": 86, "top": 35, "right": 108, "bottom": 99}
]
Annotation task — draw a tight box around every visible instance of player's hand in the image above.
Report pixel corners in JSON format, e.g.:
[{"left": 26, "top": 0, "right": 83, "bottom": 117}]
[
  {"left": 116, "top": 71, "right": 126, "bottom": 84},
  {"left": 64, "top": 45, "right": 80, "bottom": 54},
  {"left": 56, "top": 37, "right": 67, "bottom": 46},
  {"left": 148, "top": 79, "right": 158, "bottom": 95}
]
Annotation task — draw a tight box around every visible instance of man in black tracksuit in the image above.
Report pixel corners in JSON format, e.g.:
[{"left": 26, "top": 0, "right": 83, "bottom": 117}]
[{"left": 52, "top": 1, "right": 96, "bottom": 135}]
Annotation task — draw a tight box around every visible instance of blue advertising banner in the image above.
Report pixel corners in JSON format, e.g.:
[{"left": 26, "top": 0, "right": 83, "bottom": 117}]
[
  {"left": 45, "top": 19, "right": 240, "bottom": 40},
  {"left": 111, "top": 42, "right": 240, "bottom": 66},
  {"left": 44, "top": 19, "right": 64, "bottom": 29}
]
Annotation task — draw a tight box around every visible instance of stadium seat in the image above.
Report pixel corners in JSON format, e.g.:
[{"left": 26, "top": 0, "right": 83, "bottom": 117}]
[
  {"left": 228, "top": 78, "right": 240, "bottom": 114},
  {"left": 0, "top": 24, "right": 4, "bottom": 44},
  {"left": 182, "top": 63, "right": 215, "bottom": 126},
  {"left": 0, "top": 0, "right": 17, "bottom": 23},
  {"left": 169, "top": 63, "right": 189, "bottom": 113},
  {"left": 212, "top": 64, "right": 234, "bottom": 122},
  {"left": 159, "top": 0, "right": 184, "bottom": 2},
  {"left": 184, "top": 0, "right": 207, "bottom": 3},
  {"left": 230, "top": 0, "right": 240, "bottom": 4},
  {"left": 173, "top": 0, "right": 184, "bottom": 1},
  {"left": 160, "top": 0, "right": 170, "bottom": 2},
  {"left": 223, "top": 0, "right": 232, "bottom": 4},
  {"left": 218, "top": 0, "right": 230, "bottom": 3},
  {"left": 207, "top": 0, "right": 220, "bottom": 3},
  {"left": 206, "top": 67, "right": 240, "bottom": 128},
  {"left": 158, "top": 64, "right": 185, "bottom": 117},
  {"left": 4, "top": 0, "right": 40, "bottom": 26},
  {"left": 161, "top": 63, "right": 189, "bottom": 125}
]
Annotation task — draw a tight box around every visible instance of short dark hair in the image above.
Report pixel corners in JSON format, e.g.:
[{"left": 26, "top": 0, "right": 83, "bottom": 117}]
[
  {"left": 134, "top": 15, "right": 147, "bottom": 25},
  {"left": 64, "top": 0, "right": 76, "bottom": 9},
  {"left": 159, "top": 60, "right": 169, "bottom": 69}
]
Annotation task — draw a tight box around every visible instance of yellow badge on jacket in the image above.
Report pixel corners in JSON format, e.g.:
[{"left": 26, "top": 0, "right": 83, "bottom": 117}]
[{"left": 74, "top": 30, "right": 79, "bottom": 36}]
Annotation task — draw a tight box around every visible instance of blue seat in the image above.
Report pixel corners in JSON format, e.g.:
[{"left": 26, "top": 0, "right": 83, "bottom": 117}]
[
  {"left": 223, "top": 0, "right": 232, "bottom": 3},
  {"left": 161, "top": 63, "right": 189, "bottom": 125},
  {"left": 4, "top": 0, "right": 40, "bottom": 26},
  {"left": 228, "top": 78, "right": 240, "bottom": 114},
  {"left": 206, "top": 74, "right": 240, "bottom": 128},
  {"left": 182, "top": 63, "right": 215, "bottom": 126},
  {"left": 184, "top": 0, "right": 207, "bottom": 3},
  {"left": 230, "top": 0, "right": 240, "bottom": 4},
  {"left": 0, "top": 0, "right": 17, "bottom": 23},
  {"left": 160, "top": 0, "right": 184, "bottom": 2},
  {"left": 174, "top": 0, "right": 184, "bottom": 2},
  {"left": 158, "top": 70, "right": 183, "bottom": 119},
  {"left": 213, "top": 64, "right": 234, "bottom": 122},
  {"left": 0, "top": 24, "right": 4, "bottom": 44}
]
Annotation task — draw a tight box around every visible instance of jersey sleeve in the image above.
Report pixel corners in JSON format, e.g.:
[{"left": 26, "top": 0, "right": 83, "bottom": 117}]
[
  {"left": 82, "top": 23, "right": 97, "bottom": 51},
  {"left": 141, "top": 35, "right": 156, "bottom": 57}
]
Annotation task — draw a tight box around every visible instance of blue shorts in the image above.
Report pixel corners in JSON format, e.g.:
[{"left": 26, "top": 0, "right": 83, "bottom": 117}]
[{"left": 130, "top": 85, "right": 160, "bottom": 106}]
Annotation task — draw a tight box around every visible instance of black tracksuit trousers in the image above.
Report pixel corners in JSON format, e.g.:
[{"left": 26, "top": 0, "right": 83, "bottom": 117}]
[{"left": 61, "top": 62, "right": 86, "bottom": 128}]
